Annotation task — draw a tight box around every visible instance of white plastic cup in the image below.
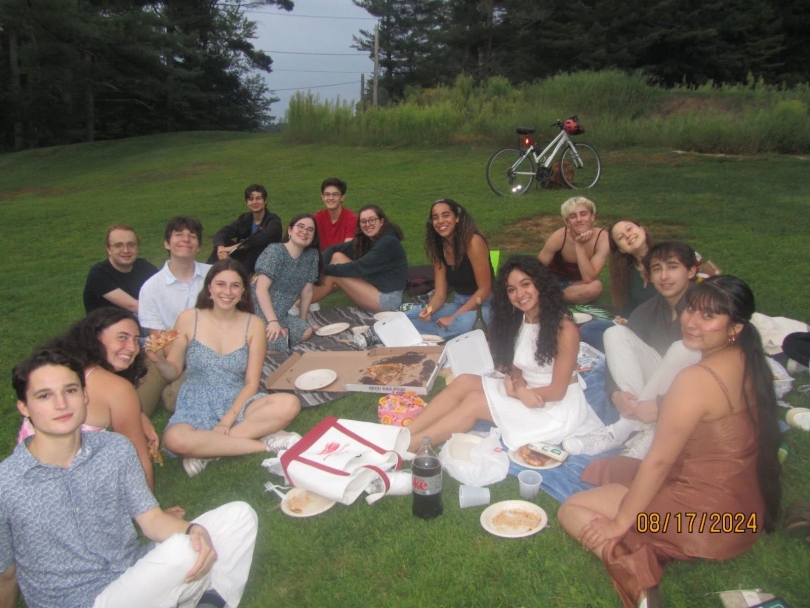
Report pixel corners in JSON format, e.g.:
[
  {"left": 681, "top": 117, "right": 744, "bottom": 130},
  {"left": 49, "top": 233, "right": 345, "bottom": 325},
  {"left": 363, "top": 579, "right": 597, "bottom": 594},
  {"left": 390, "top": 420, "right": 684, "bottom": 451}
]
[
  {"left": 518, "top": 470, "right": 543, "bottom": 500},
  {"left": 459, "top": 485, "right": 491, "bottom": 508}
]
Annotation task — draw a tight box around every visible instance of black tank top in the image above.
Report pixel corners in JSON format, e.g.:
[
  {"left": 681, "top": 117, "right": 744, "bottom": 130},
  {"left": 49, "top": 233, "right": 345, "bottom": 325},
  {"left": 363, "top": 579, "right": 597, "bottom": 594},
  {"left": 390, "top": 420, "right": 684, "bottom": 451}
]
[{"left": 441, "top": 249, "right": 495, "bottom": 296}]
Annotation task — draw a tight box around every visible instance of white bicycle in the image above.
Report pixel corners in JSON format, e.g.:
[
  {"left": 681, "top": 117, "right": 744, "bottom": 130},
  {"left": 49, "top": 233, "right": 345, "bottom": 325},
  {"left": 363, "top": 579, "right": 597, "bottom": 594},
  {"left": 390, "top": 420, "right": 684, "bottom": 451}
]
[{"left": 486, "top": 116, "right": 601, "bottom": 196}]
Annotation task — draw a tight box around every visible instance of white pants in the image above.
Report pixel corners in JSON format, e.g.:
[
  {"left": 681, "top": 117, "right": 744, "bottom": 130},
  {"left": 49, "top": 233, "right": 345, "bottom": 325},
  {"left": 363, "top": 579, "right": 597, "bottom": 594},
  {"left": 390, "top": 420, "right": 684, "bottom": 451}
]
[
  {"left": 603, "top": 326, "right": 701, "bottom": 439},
  {"left": 94, "top": 501, "right": 258, "bottom": 608}
]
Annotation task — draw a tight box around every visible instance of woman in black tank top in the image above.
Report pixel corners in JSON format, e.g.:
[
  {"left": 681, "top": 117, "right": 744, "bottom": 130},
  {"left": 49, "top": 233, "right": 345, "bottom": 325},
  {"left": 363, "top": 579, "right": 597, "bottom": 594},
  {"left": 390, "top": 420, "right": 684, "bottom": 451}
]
[{"left": 405, "top": 199, "right": 494, "bottom": 339}]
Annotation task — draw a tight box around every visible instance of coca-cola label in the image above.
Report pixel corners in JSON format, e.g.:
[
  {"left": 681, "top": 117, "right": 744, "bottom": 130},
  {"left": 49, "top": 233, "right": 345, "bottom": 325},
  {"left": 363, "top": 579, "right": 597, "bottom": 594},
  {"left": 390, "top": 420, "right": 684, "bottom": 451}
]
[{"left": 412, "top": 472, "right": 442, "bottom": 495}]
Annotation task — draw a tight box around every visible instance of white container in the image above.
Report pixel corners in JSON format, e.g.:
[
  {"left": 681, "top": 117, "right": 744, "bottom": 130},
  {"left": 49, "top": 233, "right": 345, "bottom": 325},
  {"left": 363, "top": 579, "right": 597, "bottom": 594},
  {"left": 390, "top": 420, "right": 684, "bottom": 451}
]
[
  {"left": 373, "top": 311, "right": 424, "bottom": 347},
  {"left": 444, "top": 330, "right": 494, "bottom": 377},
  {"left": 767, "top": 357, "right": 794, "bottom": 398}
]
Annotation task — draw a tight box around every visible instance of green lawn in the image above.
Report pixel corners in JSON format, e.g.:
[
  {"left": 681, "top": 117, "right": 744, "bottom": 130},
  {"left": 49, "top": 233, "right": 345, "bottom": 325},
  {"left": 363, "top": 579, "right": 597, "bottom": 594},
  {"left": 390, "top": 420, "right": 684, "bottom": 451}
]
[{"left": 1, "top": 133, "right": 809, "bottom": 607}]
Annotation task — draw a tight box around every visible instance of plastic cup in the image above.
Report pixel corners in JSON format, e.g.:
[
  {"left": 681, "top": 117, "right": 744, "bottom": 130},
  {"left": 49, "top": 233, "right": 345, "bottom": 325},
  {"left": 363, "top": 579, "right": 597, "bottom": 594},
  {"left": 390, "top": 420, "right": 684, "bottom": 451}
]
[
  {"left": 459, "top": 485, "right": 491, "bottom": 508},
  {"left": 518, "top": 470, "right": 543, "bottom": 500}
]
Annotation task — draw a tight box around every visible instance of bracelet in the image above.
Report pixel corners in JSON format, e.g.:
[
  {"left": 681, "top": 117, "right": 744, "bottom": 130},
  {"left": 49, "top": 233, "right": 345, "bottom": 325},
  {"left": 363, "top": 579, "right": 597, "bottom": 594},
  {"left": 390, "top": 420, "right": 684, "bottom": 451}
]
[
  {"left": 186, "top": 523, "right": 198, "bottom": 535},
  {"left": 268, "top": 319, "right": 279, "bottom": 324}
]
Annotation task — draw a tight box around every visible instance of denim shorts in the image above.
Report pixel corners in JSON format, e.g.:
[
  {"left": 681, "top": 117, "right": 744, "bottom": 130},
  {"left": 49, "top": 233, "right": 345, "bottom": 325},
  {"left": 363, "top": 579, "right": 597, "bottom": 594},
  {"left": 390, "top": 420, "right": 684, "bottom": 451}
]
[{"left": 379, "top": 290, "right": 404, "bottom": 312}]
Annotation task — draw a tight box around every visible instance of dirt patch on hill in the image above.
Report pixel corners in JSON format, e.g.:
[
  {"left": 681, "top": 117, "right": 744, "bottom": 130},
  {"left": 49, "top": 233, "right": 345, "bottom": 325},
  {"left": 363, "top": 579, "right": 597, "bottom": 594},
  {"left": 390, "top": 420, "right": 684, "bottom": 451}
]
[
  {"left": 490, "top": 215, "right": 688, "bottom": 255},
  {"left": 0, "top": 186, "right": 73, "bottom": 201}
]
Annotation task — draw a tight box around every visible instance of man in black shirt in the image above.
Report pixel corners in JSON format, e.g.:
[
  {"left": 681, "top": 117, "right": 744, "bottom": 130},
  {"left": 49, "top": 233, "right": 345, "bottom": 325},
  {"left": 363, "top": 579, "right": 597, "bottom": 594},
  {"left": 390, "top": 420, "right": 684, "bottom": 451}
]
[
  {"left": 83, "top": 225, "right": 158, "bottom": 315},
  {"left": 564, "top": 242, "right": 701, "bottom": 458},
  {"left": 207, "top": 184, "right": 282, "bottom": 273}
]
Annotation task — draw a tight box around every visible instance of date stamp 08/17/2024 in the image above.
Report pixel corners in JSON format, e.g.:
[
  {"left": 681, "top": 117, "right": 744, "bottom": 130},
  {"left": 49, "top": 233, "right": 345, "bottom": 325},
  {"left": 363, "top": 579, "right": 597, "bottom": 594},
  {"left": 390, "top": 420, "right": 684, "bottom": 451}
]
[{"left": 636, "top": 512, "right": 758, "bottom": 534}]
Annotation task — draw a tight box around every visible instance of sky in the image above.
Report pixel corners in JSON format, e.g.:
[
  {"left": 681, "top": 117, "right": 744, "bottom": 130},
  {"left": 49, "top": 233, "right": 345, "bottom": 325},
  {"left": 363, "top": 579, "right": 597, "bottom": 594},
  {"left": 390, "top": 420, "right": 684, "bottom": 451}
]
[{"left": 246, "top": 0, "right": 377, "bottom": 121}]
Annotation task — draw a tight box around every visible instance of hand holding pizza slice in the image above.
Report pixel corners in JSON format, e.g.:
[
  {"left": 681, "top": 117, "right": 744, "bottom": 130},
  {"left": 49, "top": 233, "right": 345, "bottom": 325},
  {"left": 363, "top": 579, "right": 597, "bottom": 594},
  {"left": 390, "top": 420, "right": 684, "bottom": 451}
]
[{"left": 145, "top": 329, "right": 180, "bottom": 353}]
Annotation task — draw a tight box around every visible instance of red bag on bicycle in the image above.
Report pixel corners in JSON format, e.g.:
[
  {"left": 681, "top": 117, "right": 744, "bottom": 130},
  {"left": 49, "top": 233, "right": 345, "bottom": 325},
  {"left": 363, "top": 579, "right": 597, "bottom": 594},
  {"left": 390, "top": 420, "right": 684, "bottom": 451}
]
[{"left": 563, "top": 117, "right": 585, "bottom": 135}]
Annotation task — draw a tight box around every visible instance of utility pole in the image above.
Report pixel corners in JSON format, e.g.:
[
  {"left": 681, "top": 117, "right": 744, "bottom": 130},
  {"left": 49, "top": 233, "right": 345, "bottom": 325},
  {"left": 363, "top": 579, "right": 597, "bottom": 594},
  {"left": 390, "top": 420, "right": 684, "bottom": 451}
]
[
  {"left": 360, "top": 73, "right": 365, "bottom": 111},
  {"left": 373, "top": 22, "right": 379, "bottom": 107}
]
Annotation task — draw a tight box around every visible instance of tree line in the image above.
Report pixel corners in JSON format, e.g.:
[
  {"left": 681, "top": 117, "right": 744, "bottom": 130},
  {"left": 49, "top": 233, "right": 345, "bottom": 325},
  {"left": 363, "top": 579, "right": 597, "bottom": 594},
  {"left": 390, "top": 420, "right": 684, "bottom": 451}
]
[
  {"left": 353, "top": 0, "right": 810, "bottom": 105},
  {"left": 0, "top": 0, "right": 292, "bottom": 152}
]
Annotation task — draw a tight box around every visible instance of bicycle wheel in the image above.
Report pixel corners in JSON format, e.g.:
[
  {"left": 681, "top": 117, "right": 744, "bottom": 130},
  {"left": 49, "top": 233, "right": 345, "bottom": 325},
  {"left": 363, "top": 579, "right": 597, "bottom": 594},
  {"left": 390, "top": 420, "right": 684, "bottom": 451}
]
[
  {"left": 560, "top": 143, "right": 601, "bottom": 189},
  {"left": 486, "top": 148, "right": 536, "bottom": 196}
]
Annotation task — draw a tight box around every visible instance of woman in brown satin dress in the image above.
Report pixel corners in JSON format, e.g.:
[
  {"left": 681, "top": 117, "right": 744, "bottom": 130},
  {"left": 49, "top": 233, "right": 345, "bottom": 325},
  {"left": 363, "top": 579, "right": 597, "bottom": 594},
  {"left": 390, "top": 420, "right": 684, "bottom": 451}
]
[{"left": 558, "top": 275, "right": 781, "bottom": 608}]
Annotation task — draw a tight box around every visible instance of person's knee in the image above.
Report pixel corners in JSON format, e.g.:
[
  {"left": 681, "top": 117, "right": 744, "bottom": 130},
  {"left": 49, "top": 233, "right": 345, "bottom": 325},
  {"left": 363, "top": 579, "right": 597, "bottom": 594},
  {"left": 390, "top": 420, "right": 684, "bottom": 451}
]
[
  {"left": 163, "top": 427, "right": 191, "bottom": 455},
  {"left": 603, "top": 324, "right": 633, "bottom": 350},
  {"left": 452, "top": 373, "right": 481, "bottom": 391},
  {"left": 301, "top": 327, "right": 313, "bottom": 342},
  {"left": 156, "top": 534, "right": 199, "bottom": 574},
  {"left": 275, "top": 394, "right": 301, "bottom": 422}
]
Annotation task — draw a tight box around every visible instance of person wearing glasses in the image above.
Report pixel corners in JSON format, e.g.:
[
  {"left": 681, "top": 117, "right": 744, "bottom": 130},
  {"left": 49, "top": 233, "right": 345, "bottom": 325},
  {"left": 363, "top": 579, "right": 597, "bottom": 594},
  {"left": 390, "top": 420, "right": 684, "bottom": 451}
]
[
  {"left": 313, "top": 177, "right": 357, "bottom": 252},
  {"left": 253, "top": 215, "right": 322, "bottom": 352},
  {"left": 83, "top": 224, "right": 158, "bottom": 315},
  {"left": 310, "top": 205, "right": 408, "bottom": 313},
  {"left": 206, "top": 183, "right": 283, "bottom": 274}
]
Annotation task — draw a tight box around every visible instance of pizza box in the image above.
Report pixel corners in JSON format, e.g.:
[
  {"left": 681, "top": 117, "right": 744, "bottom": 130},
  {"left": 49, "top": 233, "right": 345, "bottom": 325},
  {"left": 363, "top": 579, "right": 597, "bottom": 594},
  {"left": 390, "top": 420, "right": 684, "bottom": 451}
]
[
  {"left": 264, "top": 346, "right": 445, "bottom": 395},
  {"left": 444, "top": 330, "right": 494, "bottom": 376},
  {"left": 373, "top": 311, "right": 425, "bottom": 347}
]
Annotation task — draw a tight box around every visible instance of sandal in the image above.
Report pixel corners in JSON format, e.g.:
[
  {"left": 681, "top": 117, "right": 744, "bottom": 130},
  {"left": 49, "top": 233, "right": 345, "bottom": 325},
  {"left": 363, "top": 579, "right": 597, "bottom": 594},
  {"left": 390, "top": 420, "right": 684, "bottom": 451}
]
[
  {"left": 783, "top": 500, "right": 810, "bottom": 541},
  {"left": 786, "top": 407, "right": 810, "bottom": 431}
]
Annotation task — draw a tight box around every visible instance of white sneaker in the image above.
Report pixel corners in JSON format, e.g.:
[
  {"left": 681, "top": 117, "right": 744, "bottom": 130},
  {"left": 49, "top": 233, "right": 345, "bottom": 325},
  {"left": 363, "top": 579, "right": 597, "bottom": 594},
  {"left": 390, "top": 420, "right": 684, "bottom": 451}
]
[
  {"left": 786, "top": 358, "right": 808, "bottom": 374},
  {"left": 183, "top": 457, "right": 213, "bottom": 478},
  {"left": 288, "top": 305, "right": 300, "bottom": 317},
  {"left": 621, "top": 428, "right": 654, "bottom": 459},
  {"left": 263, "top": 431, "right": 302, "bottom": 452},
  {"left": 562, "top": 427, "right": 624, "bottom": 456}
]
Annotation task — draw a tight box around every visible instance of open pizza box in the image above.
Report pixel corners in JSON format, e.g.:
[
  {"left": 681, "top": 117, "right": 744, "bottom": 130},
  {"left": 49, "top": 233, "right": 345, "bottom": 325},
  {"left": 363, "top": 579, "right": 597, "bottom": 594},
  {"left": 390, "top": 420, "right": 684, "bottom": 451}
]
[{"left": 264, "top": 346, "right": 445, "bottom": 396}]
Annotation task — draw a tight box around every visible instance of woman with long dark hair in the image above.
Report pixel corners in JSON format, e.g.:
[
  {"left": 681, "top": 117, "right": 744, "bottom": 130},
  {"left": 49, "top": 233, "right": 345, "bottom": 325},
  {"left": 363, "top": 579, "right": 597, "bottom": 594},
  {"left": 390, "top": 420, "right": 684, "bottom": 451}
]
[
  {"left": 18, "top": 308, "right": 157, "bottom": 490},
  {"left": 559, "top": 275, "right": 781, "bottom": 608},
  {"left": 405, "top": 199, "right": 494, "bottom": 339},
  {"left": 403, "top": 255, "right": 603, "bottom": 453},
  {"left": 253, "top": 214, "right": 322, "bottom": 352},
  {"left": 310, "top": 204, "right": 408, "bottom": 312},
  {"left": 150, "top": 259, "right": 301, "bottom": 477}
]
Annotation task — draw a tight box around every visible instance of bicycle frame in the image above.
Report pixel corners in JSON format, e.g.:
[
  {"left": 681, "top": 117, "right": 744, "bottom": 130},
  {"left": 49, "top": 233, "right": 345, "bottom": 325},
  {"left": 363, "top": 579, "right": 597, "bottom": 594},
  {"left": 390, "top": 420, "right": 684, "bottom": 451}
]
[{"left": 507, "top": 129, "right": 577, "bottom": 178}]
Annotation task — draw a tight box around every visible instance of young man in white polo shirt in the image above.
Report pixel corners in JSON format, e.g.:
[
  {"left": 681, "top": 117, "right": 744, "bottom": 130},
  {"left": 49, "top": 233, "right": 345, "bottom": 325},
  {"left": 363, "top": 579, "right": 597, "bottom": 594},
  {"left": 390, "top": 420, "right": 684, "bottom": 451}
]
[{"left": 137, "top": 216, "right": 212, "bottom": 415}]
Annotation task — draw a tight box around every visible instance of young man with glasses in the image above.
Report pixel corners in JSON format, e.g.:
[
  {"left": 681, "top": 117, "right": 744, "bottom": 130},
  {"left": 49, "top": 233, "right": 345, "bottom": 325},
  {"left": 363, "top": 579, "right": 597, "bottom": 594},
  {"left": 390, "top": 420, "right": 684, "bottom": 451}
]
[
  {"left": 207, "top": 184, "right": 282, "bottom": 274},
  {"left": 83, "top": 225, "right": 158, "bottom": 315},
  {"left": 312, "top": 178, "right": 357, "bottom": 253}
]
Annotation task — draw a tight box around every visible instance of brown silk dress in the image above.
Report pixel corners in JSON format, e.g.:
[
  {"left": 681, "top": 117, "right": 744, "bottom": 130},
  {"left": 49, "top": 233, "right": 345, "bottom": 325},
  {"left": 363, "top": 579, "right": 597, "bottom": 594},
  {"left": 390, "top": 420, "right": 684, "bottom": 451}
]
[{"left": 581, "top": 406, "right": 764, "bottom": 607}]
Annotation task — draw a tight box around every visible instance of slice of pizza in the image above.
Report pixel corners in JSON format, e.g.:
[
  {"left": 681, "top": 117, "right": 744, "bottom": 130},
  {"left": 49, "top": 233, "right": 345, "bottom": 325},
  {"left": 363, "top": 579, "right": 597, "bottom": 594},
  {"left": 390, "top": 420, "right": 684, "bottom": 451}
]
[
  {"left": 366, "top": 363, "right": 405, "bottom": 385},
  {"left": 145, "top": 329, "right": 180, "bottom": 353}
]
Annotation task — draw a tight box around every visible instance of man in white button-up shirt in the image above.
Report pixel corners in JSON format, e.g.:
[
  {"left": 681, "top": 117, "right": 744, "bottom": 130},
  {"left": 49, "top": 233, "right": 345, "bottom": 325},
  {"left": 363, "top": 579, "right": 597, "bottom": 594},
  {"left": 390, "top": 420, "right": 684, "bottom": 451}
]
[{"left": 137, "top": 217, "right": 212, "bottom": 415}]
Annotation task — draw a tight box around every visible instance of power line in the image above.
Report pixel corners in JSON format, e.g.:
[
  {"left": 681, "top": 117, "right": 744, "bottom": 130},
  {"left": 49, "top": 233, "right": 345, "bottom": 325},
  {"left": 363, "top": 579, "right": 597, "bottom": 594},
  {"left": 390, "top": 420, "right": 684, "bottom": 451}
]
[
  {"left": 273, "top": 69, "right": 365, "bottom": 74},
  {"left": 267, "top": 50, "right": 367, "bottom": 56},
  {"left": 246, "top": 9, "right": 376, "bottom": 20},
  {"left": 270, "top": 80, "right": 361, "bottom": 92}
]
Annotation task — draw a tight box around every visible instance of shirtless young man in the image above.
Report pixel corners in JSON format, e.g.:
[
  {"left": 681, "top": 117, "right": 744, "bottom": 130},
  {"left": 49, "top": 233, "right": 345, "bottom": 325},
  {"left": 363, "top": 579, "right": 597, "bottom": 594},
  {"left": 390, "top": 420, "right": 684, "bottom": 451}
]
[{"left": 538, "top": 197, "right": 610, "bottom": 304}]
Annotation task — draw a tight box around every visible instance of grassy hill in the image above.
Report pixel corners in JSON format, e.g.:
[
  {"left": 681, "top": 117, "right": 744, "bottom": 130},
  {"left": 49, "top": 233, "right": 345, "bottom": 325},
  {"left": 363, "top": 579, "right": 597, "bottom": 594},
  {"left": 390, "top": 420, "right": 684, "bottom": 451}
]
[{"left": 1, "top": 132, "right": 809, "bottom": 607}]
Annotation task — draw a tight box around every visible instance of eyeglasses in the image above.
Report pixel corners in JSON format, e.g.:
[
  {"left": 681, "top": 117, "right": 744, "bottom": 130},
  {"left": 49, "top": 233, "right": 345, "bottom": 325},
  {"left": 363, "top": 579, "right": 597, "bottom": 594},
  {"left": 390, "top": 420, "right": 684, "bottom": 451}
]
[
  {"left": 293, "top": 224, "right": 315, "bottom": 235},
  {"left": 322, "top": 191, "right": 343, "bottom": 198},
  {"left": 359, "top": 218, "right": 380, "bottom": 226},
  {"left": 110, "top": 242, "right": 138, "bottom": 251}
]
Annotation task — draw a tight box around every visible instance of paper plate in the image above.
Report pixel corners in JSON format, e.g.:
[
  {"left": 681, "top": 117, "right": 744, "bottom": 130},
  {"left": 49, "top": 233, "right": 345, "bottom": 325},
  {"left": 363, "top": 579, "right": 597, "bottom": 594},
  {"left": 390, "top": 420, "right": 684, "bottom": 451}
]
[
  {"left": 508, "top": 448, "right": 563, "bottom": 470},
  {"left": 315, "top": 322, "right": 350, "bottom": 337},
  {"left": 351, "top": 325, "right": 370, "bottom": 335},
  {"left": 420, "top": 334, "right": 443, "bottom": 343},
  {"left": 373, "top": 311, "right": 397, "bottom": 321},
  {"left": 294, "top": 369, "right": 337, "bottom": 391},
  {"left": 480, "top": 500, "right": 548, "bottom": 538},
  {"left": 280, "top": 487, "right": 336, "bottom": 518},
  {"left": 572, "top": 312, "right": 593, "bottom": 325}
]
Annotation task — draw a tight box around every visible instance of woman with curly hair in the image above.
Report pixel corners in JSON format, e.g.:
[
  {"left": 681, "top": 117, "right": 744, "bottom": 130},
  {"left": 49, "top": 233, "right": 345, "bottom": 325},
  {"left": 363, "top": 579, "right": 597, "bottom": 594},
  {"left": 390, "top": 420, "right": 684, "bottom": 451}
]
[
  {"left": 559, "top": 276, "right": 781, "bottom": 608},
  {"left": 310, "top": 204, "right": 408, "bottom": 312},
  {"left": 405, "top": 199, "right": 494, "bottom": 339},
  {"left": 404, "top": 255, "right": 603, "bottom": 453},
  {"left": 18, "top": 308, "right": 158, "bottom": 491}
]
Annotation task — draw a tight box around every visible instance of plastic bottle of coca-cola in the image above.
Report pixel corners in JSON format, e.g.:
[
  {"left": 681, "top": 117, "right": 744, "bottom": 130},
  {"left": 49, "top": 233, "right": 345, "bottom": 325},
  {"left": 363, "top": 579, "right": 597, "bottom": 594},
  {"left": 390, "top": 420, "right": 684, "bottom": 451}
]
[{"left": 412, "top": 436, "right": 443, "bottom": 519}]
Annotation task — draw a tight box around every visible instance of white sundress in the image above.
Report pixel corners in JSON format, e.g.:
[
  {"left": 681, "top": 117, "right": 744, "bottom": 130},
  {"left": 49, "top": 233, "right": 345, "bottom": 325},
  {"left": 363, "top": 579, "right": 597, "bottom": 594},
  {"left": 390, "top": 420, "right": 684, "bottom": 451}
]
[{"left": 483, "top": 321, "right": 604, "bottom": 450}]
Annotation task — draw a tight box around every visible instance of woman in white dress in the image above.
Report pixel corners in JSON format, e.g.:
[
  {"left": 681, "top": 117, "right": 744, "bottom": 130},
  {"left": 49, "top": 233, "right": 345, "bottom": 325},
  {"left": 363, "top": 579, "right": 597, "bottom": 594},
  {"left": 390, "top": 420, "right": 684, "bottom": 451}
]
[{"left": 405, "top": 255, "right": 603, "bottom": 453}]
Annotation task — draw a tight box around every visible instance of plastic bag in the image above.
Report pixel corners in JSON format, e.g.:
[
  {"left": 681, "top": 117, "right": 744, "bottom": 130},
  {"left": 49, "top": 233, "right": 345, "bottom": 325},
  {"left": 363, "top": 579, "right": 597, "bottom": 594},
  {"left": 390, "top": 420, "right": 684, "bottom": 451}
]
[{"left": 438, "top": 428, "right": 509, "bottom": 487}]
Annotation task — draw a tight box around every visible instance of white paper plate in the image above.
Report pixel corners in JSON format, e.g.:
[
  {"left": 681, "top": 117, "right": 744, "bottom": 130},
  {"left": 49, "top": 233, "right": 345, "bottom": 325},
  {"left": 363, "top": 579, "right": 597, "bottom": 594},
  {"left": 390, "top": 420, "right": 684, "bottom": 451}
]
[
  {"left": 508, "top": 448, "right": 563, "bottom": 470},
  {"left": 315, "top": 322, "right": 350, "bottom": 337},
  {"left": 572, "top": 312, "right": 593, "bottom": 325},
  {"left": 280, "top": 487, "right": 336, "bottom": 518},
  {"left": 294, "top": 369, "right": 338, "bottom": 391},
  {"left": 373, "top": 311, "right": 397, "bottom": 321},
  {"left": 420, "top": 334, "right": 443, "bottom": 343},
  {"left": 480, "top": 500, "right": 548, "bottom": 538}
]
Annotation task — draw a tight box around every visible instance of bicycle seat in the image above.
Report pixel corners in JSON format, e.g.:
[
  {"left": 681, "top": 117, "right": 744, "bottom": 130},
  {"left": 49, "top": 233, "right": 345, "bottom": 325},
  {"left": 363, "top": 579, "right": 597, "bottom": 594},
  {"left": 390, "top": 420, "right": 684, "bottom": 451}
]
[{"left": 515, "top": 127, "right": 535, "bottom": 135}]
